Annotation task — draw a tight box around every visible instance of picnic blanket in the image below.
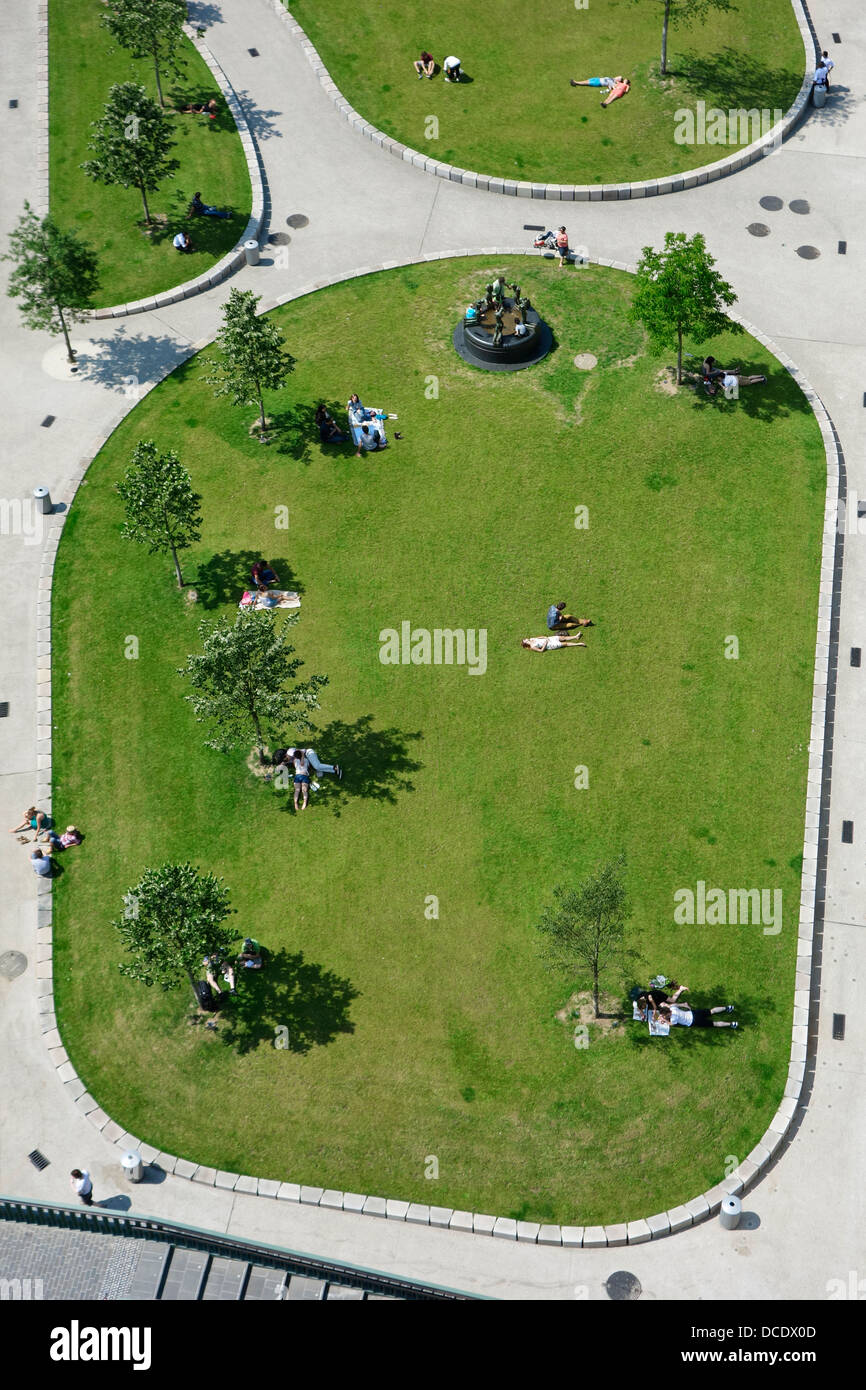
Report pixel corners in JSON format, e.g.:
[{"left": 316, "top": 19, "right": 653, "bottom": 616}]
[
  {"left": 348, "top": 405, "right": 388, "bottom": 449},
  {"left": 239, "top": 590, "right": 301, "bottom": 611}
]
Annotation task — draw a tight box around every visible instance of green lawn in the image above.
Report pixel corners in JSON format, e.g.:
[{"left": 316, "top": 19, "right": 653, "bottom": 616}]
[
  {"left": 48, "top": 0, "right": 251, "bottom": 307},
  {"left": 289, "top": 0, "right": 803, "bottom": 184},
  {"left": 51, "top": 257, "right": 823, "bottom": 1224}
]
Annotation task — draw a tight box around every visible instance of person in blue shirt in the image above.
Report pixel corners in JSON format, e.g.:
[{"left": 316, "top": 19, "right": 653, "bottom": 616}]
[
  {"left": 31, "top": 849, "right": 52, "bottom": 876},
  {"left": 546, "top": 600, "right": 593, "bottom": 632}
]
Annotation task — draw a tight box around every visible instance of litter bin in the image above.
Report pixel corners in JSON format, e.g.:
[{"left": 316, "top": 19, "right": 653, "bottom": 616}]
[
  {"left": 121, "top": 1150, "right": 144, "bottom": 1183},
  {"left": 719, "top": 1194, "right": 742, "bottom": 1229},
  {"left": 244, "top": 238, "right": 261, "bottom": 267},
  {"left": 812, "top": 83, "right": 827, "bottom": 108},
  {"left": 33, "top": 486, "right": 52, "bottom": 515}
]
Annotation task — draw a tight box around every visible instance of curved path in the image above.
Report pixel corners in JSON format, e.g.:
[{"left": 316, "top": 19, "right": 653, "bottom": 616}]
[{"left": 1, "top": 0, "right": 864, "bottom": 1299}]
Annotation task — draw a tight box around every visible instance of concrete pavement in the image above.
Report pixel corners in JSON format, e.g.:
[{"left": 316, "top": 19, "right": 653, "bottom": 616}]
[{"left": 1, "top": 0, "right": 865, "bottom": 1298}]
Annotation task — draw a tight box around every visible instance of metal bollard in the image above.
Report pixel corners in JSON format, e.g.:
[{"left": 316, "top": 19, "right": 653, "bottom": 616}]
[
  {"left": 33, "top": 487, "right": 52, "bottom": 515},
  {"left": 120, "top": 1150, "right": 144, "bottom": 1183},
  {"left": 719, "top": 1194, "right": 742, "bottom": 1229},
  {"left": 244, "top": 238, "right": 261, "bottom": 267}
]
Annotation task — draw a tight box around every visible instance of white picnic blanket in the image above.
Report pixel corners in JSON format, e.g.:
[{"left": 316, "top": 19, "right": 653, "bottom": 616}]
[{"left": 239, "top": 590, "right": 301, "bottom": 611}]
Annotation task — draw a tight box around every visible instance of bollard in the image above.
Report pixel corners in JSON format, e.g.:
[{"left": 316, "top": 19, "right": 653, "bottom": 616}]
[
  {"left": 33, "top": 486, "right": 52, "bottom": 515},
  {"left": 120, "top": 1150, "right": 144, "bottom": 1183},
  {"left": 719, "top": 1194, "right": 742, "bottom": 1229},
  {"left": 244, "top": 238, "right": 261, "bottom": 267},
  {"left": 812, "top": 84, "right": 827, "bottom": 108}
]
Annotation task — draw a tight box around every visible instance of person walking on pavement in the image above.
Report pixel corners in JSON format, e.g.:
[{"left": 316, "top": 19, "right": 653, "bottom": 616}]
[{"left": 70, "top": 1168, "right": 94, "bottom": 1206}]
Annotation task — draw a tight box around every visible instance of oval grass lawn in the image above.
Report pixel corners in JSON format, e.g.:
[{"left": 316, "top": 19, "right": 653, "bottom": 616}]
[
  {"left": 288, "top": 0, "right": 804, "bottom": 186},
  {"left": 49, "top": 0, "right": 251, "bottom": 307},
  {"left": 51, "top": 256, "right": 824, "bottom": 1225}
]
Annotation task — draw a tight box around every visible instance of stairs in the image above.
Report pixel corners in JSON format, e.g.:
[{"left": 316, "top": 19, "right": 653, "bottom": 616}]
[{"left": 121, "top": 1240, "right": 397, "bottom": 1300}]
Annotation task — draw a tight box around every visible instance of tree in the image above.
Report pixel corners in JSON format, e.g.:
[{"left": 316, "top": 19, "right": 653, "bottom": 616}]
[
  {"left": 205, "top": 288, "right": 295, "bottom": 438},
  {"left": 635, "top": 0, "right": 736, "bottom": 76},
  {"left": 630, "top": 231, "right": 740, "bottom": 384},
  {"left": 101, "top": 0, "right": 187, "bottom": 108},
  {"left": 113, "top": 862, "right": 235, "bottom": 1005},
  {"left": 537, "top": 855, "right": 631, "bottom": 1019},
  {"left": 81, "top": 82, "right": 179, "bottom": 226},
  {"left": 116, "top": 440, "right": 202, "bottom": 589},
  {"left": 179, "top": 608, "right": 328, "bottom": 763},
  {"left": 3, "top": 203, "right": 99, "bottom": 363}
]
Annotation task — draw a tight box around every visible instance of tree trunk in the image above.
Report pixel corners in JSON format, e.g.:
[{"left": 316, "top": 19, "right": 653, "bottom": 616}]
[
  {"left": 139, "top": 180, "right": 152, "bottom": 226},
  {"left": 592, "top": 965, "right": 600, "bottom": 1020},
  {"left": 676, "top": 324, "right": 683, "bottom": 384},
  {"left": 169, "top": 540, "right": 184, "bottom": 589},
  {"left": 252, "top": 708, "right": 267, "bottom": 763},
  {"left": 661, "top": 0, "right": 670, "bottom": 76},
  {"left": 154, "top": 51, "right": 164, "bottom": 107},
  {"left": 186, "top": 967, "right": 200, "bottom": 1006},
  {"left": 56, "top": 303, "right": 76, "bottom": 363},
  {"left": 257, "top": 386, "right": 267, "bottom": 437}
]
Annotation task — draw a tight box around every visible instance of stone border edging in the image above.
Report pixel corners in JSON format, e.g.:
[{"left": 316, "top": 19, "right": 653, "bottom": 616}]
[
  {"left": 36, "top": 6, "right": 265, "bottom": 318},
  {"left": 37, "top": 248, "right": 836, "bottom": 1248},
  {"left": 270, "top": 0, "right": 817, "bottom": 201}
]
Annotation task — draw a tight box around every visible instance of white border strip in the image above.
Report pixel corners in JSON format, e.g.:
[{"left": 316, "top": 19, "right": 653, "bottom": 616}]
[
  {"left": 37, "top": 5, "right": 264, "bottom": 317},
  {"left": 269, "top": 0, "right": 818, "bottom": 201},
  {"left": 37, "top": 250, "right": 837, "bottom": 1246}
]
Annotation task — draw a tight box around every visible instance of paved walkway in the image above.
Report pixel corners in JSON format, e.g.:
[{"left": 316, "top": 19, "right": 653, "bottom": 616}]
[{"left": 1, "top": 0, "right": 864, "bottom": 1299}]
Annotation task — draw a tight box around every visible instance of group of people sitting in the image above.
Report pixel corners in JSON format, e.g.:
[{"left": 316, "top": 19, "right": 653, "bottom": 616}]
[
  {"left": 195, "top": 938, "right": 264, "bottom": 1018},
  {"left": 522, "top": 600, "right": 593, "bottom": 653},
  {"left": 315, "top": 395, "right": 398, "bottom": 456},
  {"left": 700, "top": 355, "right": 767, "bottom": 397},
  {"left": 240, "top": 558, "right": 301, "bottom": 611},
  {"left": 272, "top": 745, "right": 343, "bottom": 811},
  {"left": 173, "top": 191, "right": 231, "bottom": 253},
  {"left": 634, "top": 977, "right": 740, "bottom": 1035},
  {"left": 413, "top": 52, "right": 463, "bottom": 82},
  {"left": 9, "top": 807, "right": 82, "bottom": 876}
]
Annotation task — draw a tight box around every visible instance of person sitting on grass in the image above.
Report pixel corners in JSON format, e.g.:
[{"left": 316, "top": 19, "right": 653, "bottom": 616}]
[
  {"left": 180, "top": 97, "right": 219, "bottom": 118},
  {"left": 701, "top": 355, "right": 725, "bottom": 395},
  {"left": 189, "top": 191, "right": 230, "bottom": 219},
  {"left": 355, "top": 423, "right": 384, "bottom": 457},
  {"left": 239, "top": 937, "right": 264, "bottom": 969},
  {"left": 9, "top": 806, "right": 47, "bottom": 836},
  {"left": 204, "top": 953, "right": 236, "bottom": 996},
  {"left": 43, "top": 825, "right": 82, "bottom": 852},
  {"left": 251, "top": 559, "right": 279, "bottom": 588},
  {"left": 600, "top": 76, "right": 630, "bottom": 108},
  {"left": 173, "top": 231, "right": 193, "bottom": 253},
  {"left": 315, "top": 403, "right": 347, "bottom": 443},
  {"left": 546, "top": 600, "right": 593, "bottom": 632},
  {"left": 653, "top": 990, "right": 739, "bottom": 1032},
  {"left": 443, "top": 55, "right": 462, "bottom": 82},
  {"left": 521, "top": 634, "right": 587, "bottom": 652},
  {"left": 414, "top": 51, "right": 435, "bottom": 79},
  {"left": 30, "top": 848, "right": 52, "bottom": 877}
]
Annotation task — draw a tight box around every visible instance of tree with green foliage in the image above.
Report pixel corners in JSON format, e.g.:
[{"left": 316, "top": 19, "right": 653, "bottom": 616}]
[
  {"left": 537, "top": 855, "right": 631, "bottom": 1019},
  {"left": 101, "top": 0, "right": 188, "bottom": 108},
  {"left": 116, "top": 440, "right": 202, "bottom": 589},
  {"left": 179, "top": 608, "right": 328, "bottom": 763},
  {"left": 113, "top": 862, "right": 235, "bottom": 1005},
  {"left": 81, "top": 82, "right": 179, "bottom": 226},
  {"left": 630, "top": 231, "right": 740, "bottom": 383},
  {"left": 204, "top": 288, "right": 295, "bottom": 438},
  {"left": 3, "top": 203, "right": 99, "bottom": 363},
  {"left": 634, "top": 0, "right": 736, "bottom": 75}
]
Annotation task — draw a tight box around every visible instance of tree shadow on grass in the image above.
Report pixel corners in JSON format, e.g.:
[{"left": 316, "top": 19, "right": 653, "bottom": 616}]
[
  {"left": 271, "top": 398, "right": 354, "bottom": 463},
  {"left": 273, "top": 714, "right": 424, "bottom": 813},
  {"left": 74, "top": 328, "right": 195, "bottom": 392},
  {"left": 214, "top": 948, "right": 358, "bottom": 1056},
  {"left": 683, "top": 361, "right": 810, "bottom": 424},
  {"left": 673, "top": 48, "right": 801, "bottom": 115},
  {"left": 624, "top": 987, "right": 776, "bottom": 1058},
  {"left": 193, "top": 550, "right": 303, "bottom": 610}
]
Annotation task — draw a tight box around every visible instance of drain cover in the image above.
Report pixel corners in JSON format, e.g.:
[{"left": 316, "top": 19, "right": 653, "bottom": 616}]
[
  {"left": 29, "top": 1149, "right": 49, "bottom": 1171},
  {"left": 574, "top": 353, "right": 597, "bottom": 370},
  {"left": 0, "top": 950, "right": 27, "bottom": 980},
  {"left": 758, "top": 195, "right": 783, "bottom": 211},
  {"left": 789, "top": 199, "right": 810, "bottom": 215},
  {"left": 268, "top": 232, "right": 290, "bottom": 245},
  {"left": 286, "top": 214, "right": 309, "bottom": 229},
  {"left": 606, "top": 1270, "right": 642, "bottom": 1300},
  {"left": 747, "top": 223, "right": 770, "bottom": 237},
  {"left": 795, "top": 245, "right": 820, "bottom": 259}
]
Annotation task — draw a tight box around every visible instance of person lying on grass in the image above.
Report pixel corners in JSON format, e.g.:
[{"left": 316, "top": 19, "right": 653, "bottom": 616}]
[
  {"left": 521, "top": 634, "right": 587, "bottom": 652},
  {"left": 179, "top": 98, "right": 219, "bottom": 118},
  {"left": 601, "top": 76, "right": 630, "bottom": 108},
  {"left": 652, "top": 993, "right": 739, "bottom": 1032}
]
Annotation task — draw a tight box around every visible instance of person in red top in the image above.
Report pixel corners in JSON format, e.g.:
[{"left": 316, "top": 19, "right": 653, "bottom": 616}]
[
  {"left": 414, "top": 51, "right": 435, "bottom": 79},
  {"left": 555, "top": 226, "right": 569, "bottom": 269},
  {"left": 601, "top": 76, "right": 631, "bottom": 109}
]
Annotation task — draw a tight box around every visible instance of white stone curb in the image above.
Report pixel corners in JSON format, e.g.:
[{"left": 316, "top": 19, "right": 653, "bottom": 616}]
[
  {"left": 38, "top": 7, "right": 264, "bottom": 316},
  {"left": 39, "top": 249, "right": 836, "bottom": 1245},
  {"left": 269, "top": 0, "right": 817, "bottom": 200}
]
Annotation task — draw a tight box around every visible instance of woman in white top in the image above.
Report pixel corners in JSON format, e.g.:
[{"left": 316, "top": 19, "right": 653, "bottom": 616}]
[
  {"left": 292, "top": 752, "right": 312, "bottom": 811},
  {"left": 521, "top": 634, "right": 587, "bottom": 652}
]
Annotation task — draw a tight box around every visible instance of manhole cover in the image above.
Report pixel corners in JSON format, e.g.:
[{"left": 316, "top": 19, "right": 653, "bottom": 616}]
[
  {"left": 746, "top": 223, "right": 770, "bottom": 237},
  {"left": 789, "top": 199, "right": 810, "bottom": 215},
  {"left": 796, "top": 245, "right": 820, "bottom": 259},
  {"left": 606, "top": 1270, "right": 642, "bottom": 1300},
  {"left": 758, "top": 195, "right": 784, "bottom": 211},
  {"left": 286, "top": 214, "right": 309, "bottom": 229},
  {"left": 574, "top": 353, "right": 598, "bottom": 370},
  {"left": 268, "top": 232, "right": 290, "bottom": 245},
  {"left": 0, "top": 950, "right": 27, "bottom": 980}
]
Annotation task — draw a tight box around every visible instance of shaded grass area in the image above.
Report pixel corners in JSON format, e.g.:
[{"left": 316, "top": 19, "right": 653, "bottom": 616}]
[
  {"left": 51, "top": 257, "right": 824, "bottom": 1223},
  {"left": 288, "top": 0, "right": 803, "bottom": 184},
  {"left": 48, "top": 0, "right": 251, "bottom": 306}
]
